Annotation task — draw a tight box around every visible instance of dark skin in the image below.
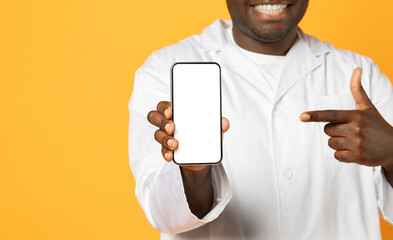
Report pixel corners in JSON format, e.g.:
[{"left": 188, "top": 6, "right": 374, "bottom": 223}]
[
  {"left": 148, "top": 0, "right": 309, "bottom": 219},
  {"left": 227, "top": 0, "right": 309, "bottom": 55},
  {"left": 147, "top": 101, "right": 230, "bottom": 219},
  {"left": 147, "top": 0, "right": 393, "bottom": 219},
  {"left": 300, "top": 68, "right": 393, "bottom": 186}
]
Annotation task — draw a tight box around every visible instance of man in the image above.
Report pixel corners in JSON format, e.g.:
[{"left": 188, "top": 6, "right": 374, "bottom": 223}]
[{"left": 129, "top": 0, "right": 393, "bottom": 239}]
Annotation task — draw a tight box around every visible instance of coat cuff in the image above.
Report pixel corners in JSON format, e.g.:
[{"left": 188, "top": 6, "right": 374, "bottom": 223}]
[
  {"left": 150, "top": 162, "right": 232, "bottom": 234},
  {"left": 376, "top": 167, "right": 393, "bottom": 224}
]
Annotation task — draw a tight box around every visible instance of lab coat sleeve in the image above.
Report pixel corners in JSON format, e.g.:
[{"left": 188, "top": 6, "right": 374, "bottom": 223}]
[
  {"left": 367, "top": 61, "right": 393, "bottom": 225},
  {"left": 128, "top": 54, "right": 232, "bottom": 234}
]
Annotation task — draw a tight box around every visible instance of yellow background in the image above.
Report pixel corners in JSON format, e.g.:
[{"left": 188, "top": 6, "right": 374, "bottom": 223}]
[{"left": 1, "top": 0, "right": 393, "bottom": 239}]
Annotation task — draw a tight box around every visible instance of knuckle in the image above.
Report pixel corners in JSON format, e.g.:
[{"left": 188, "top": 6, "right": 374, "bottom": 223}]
[
  {"left": 160, "top": 119, "right": 168, "bottom": 129},
  {"left": 313, "top": 112, "right": 320, "bottom": 121},
  {"left": 328, "top": 138, "right": 335, "bottom": 148},
  {"left": 156, "top": 101, "right": 164, "bottom": 110},
  {"left": 147, "top": 110, "right": 155, "bottom": 121},
  {"left": 354, "top": 126, "right": 362, "bottom": 134},
  {"left": 162, "top": 147, "right": 168, "bottom": 154},
  {"left": 354, "top": 137, "right": 363, "bottom": 148},
  {"left": 162, "top": 135, "right": 171, "bottom": 146},
  {"left": 159, "top": 117, "right": 166, "bottom": 129},
  {"left": 324, "top": 123, "right": 336, "bottom": 136},
  {"left": 328, "top": 111, "right": 339, "bottom": 121},
  {"left": 323, "top": 124, "right": 330, "bottom": 134},
  {"left": 339, "top": 152, "right": 352, "bottom": 163},
  {"left": 334, "top": 151, "right": 346, "bottom": 162},
  {"left": 157, "top": 101, "right": 169, "bottom": 112},
  {"left": 154, "top": 129, "right": 161, "bottom": 140},
  {"left": 336, "top": 140, "right": 344, "bottom": 150}
]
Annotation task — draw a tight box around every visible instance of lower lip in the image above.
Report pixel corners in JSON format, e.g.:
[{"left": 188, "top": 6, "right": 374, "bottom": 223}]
[{"left": 251, "top": 6, "right": 290, "bottom": 21}]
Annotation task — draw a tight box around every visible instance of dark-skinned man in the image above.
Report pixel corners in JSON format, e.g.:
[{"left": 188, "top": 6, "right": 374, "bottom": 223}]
[{"left": 129, "top": 0, "right": 393, "bottom": 239}]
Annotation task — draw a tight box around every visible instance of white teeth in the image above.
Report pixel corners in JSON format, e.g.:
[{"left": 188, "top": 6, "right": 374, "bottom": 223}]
[{"left": 254, "top": 4, "right": 288, "bottom": 15}]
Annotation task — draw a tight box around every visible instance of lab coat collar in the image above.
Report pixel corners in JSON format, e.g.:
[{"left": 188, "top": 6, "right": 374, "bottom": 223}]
[
  {"left": 199, "top": 19, "right": 331, "bottom": 104},
  {"left": 199, "top": 19, "right": 231, "bottom": 52},
  {"left": 274, "top": 30, "right": 326, "bottom": 103}
]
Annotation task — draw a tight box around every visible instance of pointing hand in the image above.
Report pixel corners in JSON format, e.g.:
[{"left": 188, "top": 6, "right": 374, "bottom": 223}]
[{"left": 300, "top": 68, "right": 393, "bottom": 167}]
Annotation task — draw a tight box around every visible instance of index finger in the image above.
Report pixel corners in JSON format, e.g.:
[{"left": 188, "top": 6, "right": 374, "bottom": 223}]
[{"left": 300, "top": 110, "right": 352, "bottom": 123}]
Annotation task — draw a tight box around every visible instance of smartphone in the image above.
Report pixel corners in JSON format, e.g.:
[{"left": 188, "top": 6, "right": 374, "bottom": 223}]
[{"left": 171, "top": 62, "right": 222, "bottom": 165}]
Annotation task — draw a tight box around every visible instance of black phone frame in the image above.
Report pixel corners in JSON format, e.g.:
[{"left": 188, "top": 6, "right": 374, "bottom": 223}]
[{"left": 170, "top": 62, "right": 223, "bottom": 166}]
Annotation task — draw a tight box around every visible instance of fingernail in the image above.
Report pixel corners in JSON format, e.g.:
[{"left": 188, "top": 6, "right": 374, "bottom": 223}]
[
  {"left": 165, "top": 123, "right": 171, "bottom": 132},
  {"left": 167, "top": 139, "right": 173, "bottom": 147},
  {"left": 300, "top": 113, "right": 311, "bottom": 121},
  {"left": 164, "top": 108, "right": 169, "bottom": 117},
  {"left": 164, "top": 153, "right": 170, "bottom": 160}
]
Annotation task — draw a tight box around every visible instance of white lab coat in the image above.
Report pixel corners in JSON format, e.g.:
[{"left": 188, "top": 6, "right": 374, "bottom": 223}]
[{"left": 128, "top": 19, "right": 393, "bottom": 239}]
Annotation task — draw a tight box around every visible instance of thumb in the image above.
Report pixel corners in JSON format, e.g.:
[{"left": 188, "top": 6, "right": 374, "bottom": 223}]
[{"left": 350, "top": 67, "right": 374, "bottom": 110}]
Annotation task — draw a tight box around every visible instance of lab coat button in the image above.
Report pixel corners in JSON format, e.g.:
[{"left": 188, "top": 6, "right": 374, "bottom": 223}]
[
  {"left": 273, "top": 106, "right": 283, "bottom": 116},
  {"left": 282, "top": 169, "right": 293, "bottom": 180}
]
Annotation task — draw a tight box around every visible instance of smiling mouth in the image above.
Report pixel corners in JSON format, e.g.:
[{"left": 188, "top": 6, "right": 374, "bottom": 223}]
[{"left": 253, "top": 4, "right": 289, "bottom": 15}]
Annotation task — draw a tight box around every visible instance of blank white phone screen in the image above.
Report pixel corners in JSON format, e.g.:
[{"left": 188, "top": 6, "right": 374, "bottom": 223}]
[{"left": 171, "top": 63, "right": 222, "bottom": 165}]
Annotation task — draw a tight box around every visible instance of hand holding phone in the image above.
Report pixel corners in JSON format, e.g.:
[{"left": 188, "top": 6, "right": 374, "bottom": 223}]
[
  {"left": 171, "top": 62, "right": 223, "bottom": 165},
  {"left": 145, "top": 62, "right": 229, "bottom": 218},
  {"left": 147, "top": 62, "right": 229, "bottom": 167},
  {"left": 147, "top": 101, "right": 229, "bottom": 170}
]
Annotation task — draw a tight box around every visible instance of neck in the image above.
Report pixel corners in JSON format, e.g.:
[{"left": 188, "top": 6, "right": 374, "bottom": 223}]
[{"left": 232, "top": 26, "right": 298, "bottom": 56}]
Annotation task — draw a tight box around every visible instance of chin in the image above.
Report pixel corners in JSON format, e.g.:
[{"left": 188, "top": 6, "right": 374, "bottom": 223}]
[{"left": 250, "top": 26, "right": 295, "bottom": 43}]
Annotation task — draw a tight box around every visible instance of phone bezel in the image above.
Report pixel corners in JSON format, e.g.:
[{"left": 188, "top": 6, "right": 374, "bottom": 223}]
[{"left": 170, "top": 62, "right": 223, "bottom": 165}]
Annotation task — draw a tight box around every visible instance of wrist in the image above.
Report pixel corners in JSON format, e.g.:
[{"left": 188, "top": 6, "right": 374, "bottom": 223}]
[{"left": 180, "top": 165, "right": 212, "bottom": 183}]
